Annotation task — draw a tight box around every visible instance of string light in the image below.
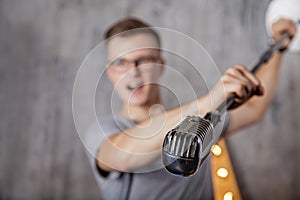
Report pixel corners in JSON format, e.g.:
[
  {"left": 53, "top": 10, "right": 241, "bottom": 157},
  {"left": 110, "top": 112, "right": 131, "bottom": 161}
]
[
  {"left": 217, "top": 168, "right": 228, "bottom": 178},
  {"left": 211, "top": 140, "right": 241, "bottom": 199},
  {"left": 223, "top": 192, "right": 233, "bottom": 200},
  {"left": 211, "top": 144, "right": 222, "bottom": 156}
]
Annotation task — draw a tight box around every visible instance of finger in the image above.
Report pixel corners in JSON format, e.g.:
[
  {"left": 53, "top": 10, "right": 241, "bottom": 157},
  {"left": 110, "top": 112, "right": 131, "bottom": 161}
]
[
  {"left": 282, "top": 21, "right": 296, "bottom": 47},
  {"left": 254, "top": 85, "right": 264, "bottom": 96},
  {"left": 235, "top": 66, "right": 265, "bottom": 96},
  {"left": 235, "top": 65, "right": 261, "bottom": 90},
  {"left": 286, "top": 20, "right": 297, "bottom": 38},
  {"left": 227, "top": 77, "right": 252, "bottom": 98},
  {"left": 226, "top": 67, "right": 252, "bottom": 85},
  {"left": 221, "top": 73, "right": 251, "bottom": 100},
  {"left": 272, "top": 19, "right": 297, "bottom": 47},
  {"left": 229, "top": 65, "right": 260, "bottom": 93},
  {"left": 272, "top": 19, "right": 295, "bottom": 38}
]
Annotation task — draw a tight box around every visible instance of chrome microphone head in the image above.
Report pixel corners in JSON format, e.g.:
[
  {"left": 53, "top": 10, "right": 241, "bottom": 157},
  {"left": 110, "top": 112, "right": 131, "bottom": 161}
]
[{"left": 162, "top": 115, "right": 214, "bottom": 176}]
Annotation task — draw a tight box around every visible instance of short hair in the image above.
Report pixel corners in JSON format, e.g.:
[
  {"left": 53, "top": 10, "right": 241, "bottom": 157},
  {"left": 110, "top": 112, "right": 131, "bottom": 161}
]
[{"left": 104, "top": 17, "right": 160, "bottom": 46}]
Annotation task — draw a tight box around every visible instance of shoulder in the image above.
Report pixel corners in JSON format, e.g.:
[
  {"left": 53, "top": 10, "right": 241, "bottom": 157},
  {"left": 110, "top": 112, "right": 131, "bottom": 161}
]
[
  {"left": 84, "top": 115, "right": 124, "bottom": 140},
  {"left": 82, "top": 114, "right": 135, "bottom": 155},
  {"left": 82, "top": 115, "right": 119, "bottom": 157}
]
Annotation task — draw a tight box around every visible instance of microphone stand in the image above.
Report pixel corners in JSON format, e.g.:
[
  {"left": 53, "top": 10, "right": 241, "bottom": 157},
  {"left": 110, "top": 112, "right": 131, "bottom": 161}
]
[{"left": 162, "top": 32, "right": 291, "bottom": 176}]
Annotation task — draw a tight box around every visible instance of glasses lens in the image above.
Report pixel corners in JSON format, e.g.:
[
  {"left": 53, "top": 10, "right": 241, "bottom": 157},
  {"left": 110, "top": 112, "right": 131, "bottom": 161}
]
[
  {"left": 110, "top": 56, "right": 161, "bottom": 73},
  {"left": 111, "top": 59, "right": 124, "bottom": 66},
  {"left": 138, "top": 57, "right": 159, "bottom": 65},
  {"left": 110, "top": 59, "right": 128, "bottom": 72}
]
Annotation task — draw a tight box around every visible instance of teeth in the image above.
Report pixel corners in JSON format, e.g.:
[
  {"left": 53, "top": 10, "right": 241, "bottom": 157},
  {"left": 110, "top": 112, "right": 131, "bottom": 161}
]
[{"left": 127, "top": 82, "right": 143, "bottom": 90}]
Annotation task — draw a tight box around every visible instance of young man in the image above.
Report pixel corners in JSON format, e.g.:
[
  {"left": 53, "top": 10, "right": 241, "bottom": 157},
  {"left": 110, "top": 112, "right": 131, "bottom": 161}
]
[{"left": 84, "top": 18, "right": 296, "bottom": 199}]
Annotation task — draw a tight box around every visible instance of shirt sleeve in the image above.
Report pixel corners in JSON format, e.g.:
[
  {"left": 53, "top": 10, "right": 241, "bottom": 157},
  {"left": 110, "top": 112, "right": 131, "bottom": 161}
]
[{"left": 83, "top": 116, "right": 126, "bottom": 180}]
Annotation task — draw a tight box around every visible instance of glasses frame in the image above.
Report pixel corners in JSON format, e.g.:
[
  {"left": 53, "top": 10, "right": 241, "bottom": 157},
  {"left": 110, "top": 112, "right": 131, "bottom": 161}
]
[{"left": 108, "top": 56, "right": 162, "bottom": 73}]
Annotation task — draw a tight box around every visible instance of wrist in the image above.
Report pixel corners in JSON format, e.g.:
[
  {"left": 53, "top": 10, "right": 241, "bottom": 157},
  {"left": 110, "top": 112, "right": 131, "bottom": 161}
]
[
  {"left": 273, "top": 51, "right": 284, "bottom": 59},
  {"left": 269, "top": 37, "right": 288, "bottom": 54}
]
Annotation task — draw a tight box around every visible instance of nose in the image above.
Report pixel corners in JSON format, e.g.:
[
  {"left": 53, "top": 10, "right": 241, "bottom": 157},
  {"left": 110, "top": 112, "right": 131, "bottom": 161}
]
[{"left": 127, "top": 63, "right": 142, "bottom": 77}]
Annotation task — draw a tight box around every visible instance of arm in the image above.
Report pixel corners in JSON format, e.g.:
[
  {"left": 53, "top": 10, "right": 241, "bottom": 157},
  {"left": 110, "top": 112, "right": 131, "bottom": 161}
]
[
  {"left": 97, "top": 94, "right": 213, "bottom": 172},
  {"left": 225, "top": 52, "right": 282, "bottom": 135},
  {"left": 224, "top": 19, "right": 297, "bottom": 136}
]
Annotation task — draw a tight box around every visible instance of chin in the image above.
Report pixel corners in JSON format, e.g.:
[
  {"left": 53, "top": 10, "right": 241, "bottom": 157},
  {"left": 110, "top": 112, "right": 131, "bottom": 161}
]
[
  {"left": 128, "top": 99, "right": 147, "bottom": 106},
  {"left": 127, "top": 93, "right": 150, "bottom": 105}
]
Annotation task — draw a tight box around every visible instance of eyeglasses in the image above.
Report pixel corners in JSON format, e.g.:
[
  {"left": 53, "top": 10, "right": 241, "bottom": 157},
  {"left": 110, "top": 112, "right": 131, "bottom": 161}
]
[{"left": 108, "top": 56, "right": 162, "bottom": 73}]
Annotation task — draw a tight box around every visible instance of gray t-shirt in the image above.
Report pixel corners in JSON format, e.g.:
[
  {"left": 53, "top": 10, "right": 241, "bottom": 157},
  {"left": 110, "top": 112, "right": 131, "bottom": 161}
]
[{"left": 84, "top": 113, "right": 230, "bottom": 200}]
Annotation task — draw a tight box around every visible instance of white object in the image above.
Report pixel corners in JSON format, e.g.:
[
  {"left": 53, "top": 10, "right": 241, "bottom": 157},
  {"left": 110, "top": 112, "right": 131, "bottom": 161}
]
[{"left": 265, "top": 0, "right": 300, "bottom": 52}]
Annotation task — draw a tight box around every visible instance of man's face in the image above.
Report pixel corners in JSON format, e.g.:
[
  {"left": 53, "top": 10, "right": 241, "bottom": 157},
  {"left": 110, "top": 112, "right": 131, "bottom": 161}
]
[{"left": 106, "top": 33, "right": 164, "bottom": 106}]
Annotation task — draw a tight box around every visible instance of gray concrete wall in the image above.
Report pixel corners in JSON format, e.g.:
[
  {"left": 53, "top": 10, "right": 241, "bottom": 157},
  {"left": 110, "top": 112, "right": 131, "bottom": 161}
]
[{"left": 1, "top": 0, "right": 299, "bottom": 199}]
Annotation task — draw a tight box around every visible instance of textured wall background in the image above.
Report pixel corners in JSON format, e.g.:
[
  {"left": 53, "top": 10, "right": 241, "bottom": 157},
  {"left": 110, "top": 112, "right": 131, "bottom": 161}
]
[{"left": 1, "top": 0, "right": 299, "bottom": 199}]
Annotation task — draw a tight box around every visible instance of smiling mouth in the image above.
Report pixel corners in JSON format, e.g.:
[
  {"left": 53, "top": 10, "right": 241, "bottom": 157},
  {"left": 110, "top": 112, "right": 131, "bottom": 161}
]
[{"left": 127, "top": 82, "right": 144, "bottom": 91}]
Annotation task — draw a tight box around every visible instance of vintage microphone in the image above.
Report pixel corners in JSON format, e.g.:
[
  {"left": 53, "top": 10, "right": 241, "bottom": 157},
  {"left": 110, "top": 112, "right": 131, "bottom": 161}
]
[{"left": 162, "top": 32, "right": 291, "bottom": 177}]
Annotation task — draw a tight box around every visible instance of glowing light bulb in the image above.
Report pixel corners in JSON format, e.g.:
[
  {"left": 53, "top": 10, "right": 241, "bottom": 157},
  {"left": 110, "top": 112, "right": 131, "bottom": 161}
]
[
  {"left": 217, "top": 168, "right": 228, "bottom": 178},
  {"left": 211, "top": 144, "right": 222, "bottom": 156},
  {"left": 223, "top": 191, "right": 233, "bottom": 200}
]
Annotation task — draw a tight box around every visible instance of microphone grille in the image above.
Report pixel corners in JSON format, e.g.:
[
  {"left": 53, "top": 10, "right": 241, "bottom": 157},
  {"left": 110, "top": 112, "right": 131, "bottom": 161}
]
[{"left": 163, "top": 116, "right": 213, "bottom": 159}]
